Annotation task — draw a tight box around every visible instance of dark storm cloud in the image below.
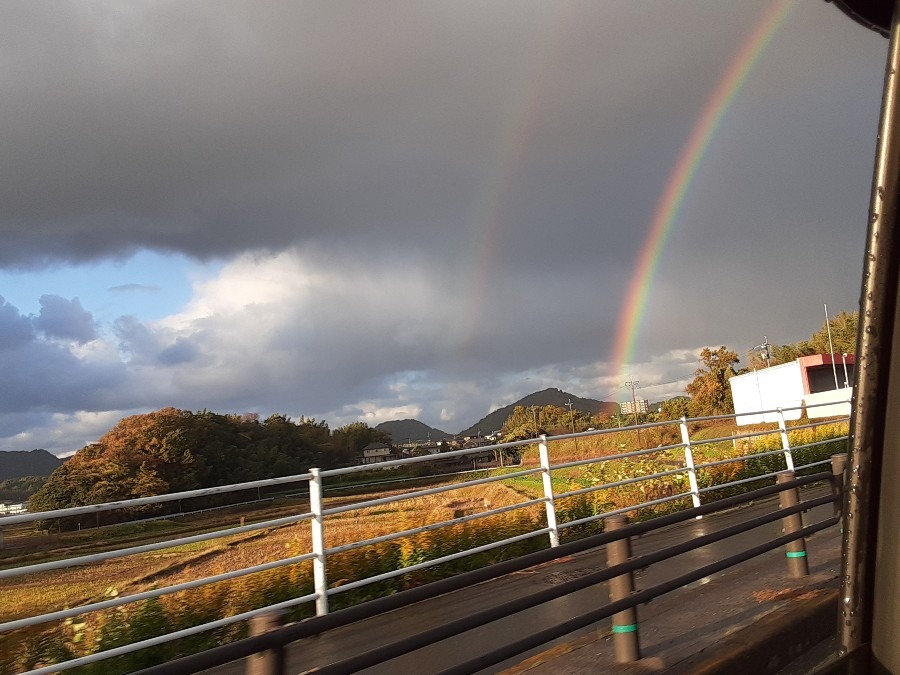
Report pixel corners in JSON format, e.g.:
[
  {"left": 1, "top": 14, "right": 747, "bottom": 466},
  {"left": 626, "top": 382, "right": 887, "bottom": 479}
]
[
  {"left": 1, "top": 1, "right": 861, "bottom": 273},
  {"left": 33, "top": 295, "right": 97, "bottom": 343}
]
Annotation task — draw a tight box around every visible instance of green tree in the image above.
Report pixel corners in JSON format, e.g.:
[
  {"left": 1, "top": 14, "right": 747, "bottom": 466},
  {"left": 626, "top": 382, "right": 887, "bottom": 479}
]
[
  {"left": 686, "top": 346, "right": 739, "bottom": 417},
  {"left": 659, "top": 396, "right": 690, "bottom": 420},
  {"left": 807, "top": 310, "right": 858, "bottom": 355}
]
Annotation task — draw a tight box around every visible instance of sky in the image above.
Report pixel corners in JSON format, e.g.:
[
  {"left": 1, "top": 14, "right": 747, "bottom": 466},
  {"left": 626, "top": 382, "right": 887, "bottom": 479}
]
[{"left": 0, "top": 0, "right": 889, "bottom": 456}]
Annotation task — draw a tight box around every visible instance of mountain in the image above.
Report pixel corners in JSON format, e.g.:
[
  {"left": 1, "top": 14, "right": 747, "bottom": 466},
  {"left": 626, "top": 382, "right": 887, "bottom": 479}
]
[
  {"left": 375, "top": 419, "right": 452, "bottom": 443},
  {"left": 457, "top": 388, "right": 619, "bottom": 437},
  {"left": 0, "top": 449, "right": 65, "bottom": 481}
]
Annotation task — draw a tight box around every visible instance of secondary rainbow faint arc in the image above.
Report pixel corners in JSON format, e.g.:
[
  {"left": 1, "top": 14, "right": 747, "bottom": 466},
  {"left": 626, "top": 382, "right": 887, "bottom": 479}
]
[{"left": 609, "top": 0, "right": 795, "bottom": 382}]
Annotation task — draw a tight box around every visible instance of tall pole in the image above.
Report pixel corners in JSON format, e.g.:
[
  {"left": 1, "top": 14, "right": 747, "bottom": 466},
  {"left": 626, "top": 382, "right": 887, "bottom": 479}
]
[
  {"left": 825, "top": 303, "right": 840, "bottom": 390},
  {"left": 565, "top": 399, "right": 579, "bottom": 452}
]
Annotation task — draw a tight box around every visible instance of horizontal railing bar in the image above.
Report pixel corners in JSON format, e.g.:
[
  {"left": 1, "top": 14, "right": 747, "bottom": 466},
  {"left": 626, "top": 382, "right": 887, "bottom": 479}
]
[
  {"left": 551, "top": 443, "right": 686, "bottom": 472},
  {"left": 558, "top": 491, "right": 695, "bottom": 530},
  {"left": 548, "top": 418, "right": 682, "bottom": 442},
  {"left": 796, "top": 458, "right": 837, "bottom": 470},
  {"left": 692, "top": 429, "right": 782, "bottom": 446},
  {"left": 550, "top": 445, "right": 681, "bottom": 473},
  {"left": 555, "top": 467, "right": 688, "bottom": 501},
  {"left": 325, "top": 498, "right": 545, "bottom": 556},
  {"left": 0, "top": 549, "right": 318, "bottom": 633},
  {"left": 321, "top": 466, "right": 542, "bottom": 517},
  {"left": 791, "top": 437, "right": 850, "bottom": 452},
  {"left": 321, "top": 439, "right": 531, "bottom": 477},
  {"left": 0, "top": 510, "right": 314, "bottom": 580},
  {"left": 698, "top": 470, "right": 783, "bottom": 493},
  {"left": 0, "top": 473, "right": 313, "bottom": 527},
  {"left": 694, "top": 448, "right": 787, "bottom": 470},
  {"left": 328, "top": 528, "right": 553, "bottom": 595}
]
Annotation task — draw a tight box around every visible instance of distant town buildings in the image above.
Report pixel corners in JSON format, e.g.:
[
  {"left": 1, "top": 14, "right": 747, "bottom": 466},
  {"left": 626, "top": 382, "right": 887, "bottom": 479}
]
[{"left": 620, "top": 398, "right": 649, "bottom": 415}]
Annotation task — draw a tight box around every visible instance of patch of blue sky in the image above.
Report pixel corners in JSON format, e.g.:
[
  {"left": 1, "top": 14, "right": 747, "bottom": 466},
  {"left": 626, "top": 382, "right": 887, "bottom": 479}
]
[{"left": 0, "top": 250, "right": 223, "bottom": 326}]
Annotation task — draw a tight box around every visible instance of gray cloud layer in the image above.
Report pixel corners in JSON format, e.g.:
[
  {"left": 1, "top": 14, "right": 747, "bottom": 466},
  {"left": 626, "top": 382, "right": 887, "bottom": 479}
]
[{"left": 0, "top": 1, "right": 888, "bottom": 453}]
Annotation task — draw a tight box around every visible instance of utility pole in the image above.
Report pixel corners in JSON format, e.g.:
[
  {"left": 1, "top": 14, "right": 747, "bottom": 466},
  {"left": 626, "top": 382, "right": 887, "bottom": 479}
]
[
  {"left": 565, "top": 399, "right": 579, "bottom": 452},
  {"left": 624, "top": 378, "right": 643, "bottom": 447},
  {"left": 754, "top": 335, "right": 772, "bottom": 367}
]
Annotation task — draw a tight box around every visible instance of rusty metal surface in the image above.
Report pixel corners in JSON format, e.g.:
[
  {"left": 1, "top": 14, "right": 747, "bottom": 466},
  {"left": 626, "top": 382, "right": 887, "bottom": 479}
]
[{"left": 839, "top": 0, "right": 900, "bottom": 662}]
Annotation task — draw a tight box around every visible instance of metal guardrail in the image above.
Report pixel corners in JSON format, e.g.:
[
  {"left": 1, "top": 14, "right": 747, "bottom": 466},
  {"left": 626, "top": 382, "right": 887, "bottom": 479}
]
[
  {"left": 132, "top": 469, "right": 844, "bottom": 675},
  {"left": 0, "top": 404, "right": 850, "bottom": 674}
]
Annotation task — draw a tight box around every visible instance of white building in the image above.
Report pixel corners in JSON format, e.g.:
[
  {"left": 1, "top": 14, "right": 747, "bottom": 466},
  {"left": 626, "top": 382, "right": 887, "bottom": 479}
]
[
  {"left": 729, "top": 354, "right": 854, "bottom": 425},
  {"left": 620, "top": 398, "right": 649, "bottom": 415}
]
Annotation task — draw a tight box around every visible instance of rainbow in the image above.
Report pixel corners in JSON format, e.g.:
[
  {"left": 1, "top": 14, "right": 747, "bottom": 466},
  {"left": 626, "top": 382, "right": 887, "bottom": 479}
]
[{"left": 609, "top": 0, "right": 795, "bottom": 383}]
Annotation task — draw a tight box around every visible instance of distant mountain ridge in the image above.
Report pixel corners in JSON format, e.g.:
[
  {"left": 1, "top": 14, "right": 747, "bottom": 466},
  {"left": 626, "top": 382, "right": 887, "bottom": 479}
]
[
  {"left": 377, "top": 389, "right": 619, "bottom": 441},
  {"left": 0, "top": 449, "right": 65, "bottom": 481},
  {"left": 457, "top": 388, "right": 618, "bottom": 437}
]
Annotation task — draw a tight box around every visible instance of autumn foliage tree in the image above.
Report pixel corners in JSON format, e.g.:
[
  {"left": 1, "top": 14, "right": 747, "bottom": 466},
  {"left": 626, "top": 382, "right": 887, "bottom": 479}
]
[
  {"left": 686, "top": 346, "right": 740, "bottom": 417},
  {"left": 28, "top": 408, "right": 384, "bottom": 517}
]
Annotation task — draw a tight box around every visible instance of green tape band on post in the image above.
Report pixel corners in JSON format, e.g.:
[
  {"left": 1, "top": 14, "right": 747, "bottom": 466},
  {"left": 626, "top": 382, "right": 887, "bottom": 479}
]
[
  {"left": 612, "top": 624, "right": 638, "bottom": 633},
  {"left": 786, "top": 551, "right": 807, "bottom": 558}
]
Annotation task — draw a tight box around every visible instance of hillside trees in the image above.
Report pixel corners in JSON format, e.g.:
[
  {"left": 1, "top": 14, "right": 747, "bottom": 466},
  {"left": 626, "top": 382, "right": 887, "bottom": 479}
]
[
  {"left": 29, "top": 408, "right": 383, "bottom": 514},
  {"left": 686, "top": 346, "right": 740, "bottom": 417},
  {"left": 501, "top": 404, "right": 592, "bottom": 441},
  {"left": 746, "top": 310, "right": 859, "bottom": 368}
]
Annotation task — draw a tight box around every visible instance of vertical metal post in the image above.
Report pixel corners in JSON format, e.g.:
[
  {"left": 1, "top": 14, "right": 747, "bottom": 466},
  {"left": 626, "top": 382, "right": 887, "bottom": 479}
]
[
  {"left": 777, "top": 409, "right": 795, "bottom": 472},
  {"left": 309, "top": 468, "right": 329, "bottom": 616},
  {"left": 605, "top": 514, "right": 640, "bottom": 663},
  {"left": 841, "top": 0, "right": 900, "bottom": 663},
  {"left": 247, "top": 610, "right": 287, "bottom": 675},
  {"left": 777, "top": 471, "right": 808, "bottom": 578},
  {"left": 679, "top": 418, "right": 701, "bottom": 510},
  {"left": 538, "top": 435, "right": 560, "bottom": 548},
  {"left": 832, "top": 453, "right": 848, "bottom": 520}
]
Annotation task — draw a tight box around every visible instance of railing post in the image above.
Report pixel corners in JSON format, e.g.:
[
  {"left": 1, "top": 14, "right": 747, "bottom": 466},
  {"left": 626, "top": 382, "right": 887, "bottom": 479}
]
[
  {"left": 831, "top": 452, "right": 848, "bottom": 519},
  {"left": 605, "top": 514, "right": 640, "bottom": 663},
  {"left": 538, "top": 435, "right": 560, "bottom": 548},
  {"left": 777, "top": 409, "right": 795, "bottom": 472},
  {"left": 309, "top": 468, "right": 329, "bottom": 615},
  {"left": 776, "top": 471, "right": 809, "bottom": 577},
  {"left": 247, "top": 610, "right": 288, "bottom": 675},
  {"left": 679, "top": 418, "right": 701, "bottom": 510}
]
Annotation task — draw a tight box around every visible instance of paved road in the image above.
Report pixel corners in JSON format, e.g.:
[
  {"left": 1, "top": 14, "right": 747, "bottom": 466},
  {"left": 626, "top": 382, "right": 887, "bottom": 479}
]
[{"left": 204, "top": 486, "right": 838, "bottom": 675}]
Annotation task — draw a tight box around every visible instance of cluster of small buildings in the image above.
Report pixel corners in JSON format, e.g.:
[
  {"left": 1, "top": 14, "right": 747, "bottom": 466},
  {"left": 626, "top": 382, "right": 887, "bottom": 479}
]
[
  {"left": 358, "top": 433, "right": 503, "bottom": 466},
  {"left": 0, "top": 502, "right": 28, "bottom": 515}
]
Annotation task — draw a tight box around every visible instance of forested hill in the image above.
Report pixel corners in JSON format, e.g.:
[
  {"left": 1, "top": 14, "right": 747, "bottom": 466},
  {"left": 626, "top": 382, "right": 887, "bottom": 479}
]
[
  {"left": 29, "top": 408, "right": 389, "bottom": 512},
  {"left": 375, "top": 419, "right": 451, "bottom": 442},
  {"left": 458, "top": 388, "right": 618, "bottom": 437},
  {"left": 0, "top": 449, "right": 64, "bottom": 481}
]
